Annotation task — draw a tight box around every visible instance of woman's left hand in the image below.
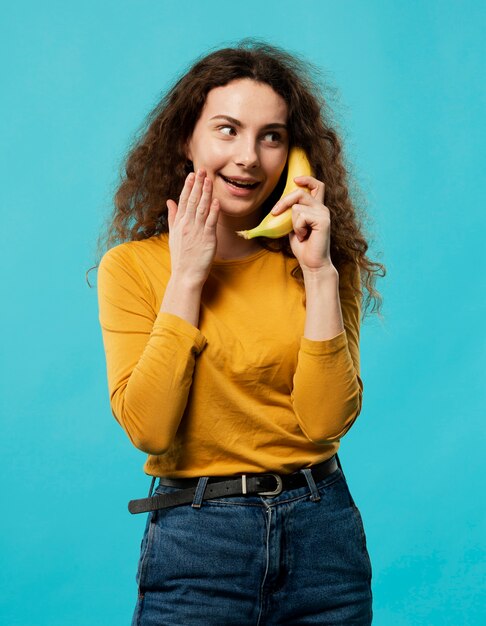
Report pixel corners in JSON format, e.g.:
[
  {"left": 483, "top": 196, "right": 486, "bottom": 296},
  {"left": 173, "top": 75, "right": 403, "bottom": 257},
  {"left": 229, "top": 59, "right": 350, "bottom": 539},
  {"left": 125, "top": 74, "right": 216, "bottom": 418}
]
[{"left": 270, "top": 176, "right": 334, "bottom": 273}]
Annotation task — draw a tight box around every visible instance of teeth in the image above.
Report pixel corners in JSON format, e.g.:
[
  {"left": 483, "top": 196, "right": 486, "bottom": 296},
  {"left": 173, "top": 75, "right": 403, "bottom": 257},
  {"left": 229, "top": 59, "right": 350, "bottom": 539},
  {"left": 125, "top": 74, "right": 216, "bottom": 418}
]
[{"left": 224, "top": 176, "right": 256, "bottom": 188}]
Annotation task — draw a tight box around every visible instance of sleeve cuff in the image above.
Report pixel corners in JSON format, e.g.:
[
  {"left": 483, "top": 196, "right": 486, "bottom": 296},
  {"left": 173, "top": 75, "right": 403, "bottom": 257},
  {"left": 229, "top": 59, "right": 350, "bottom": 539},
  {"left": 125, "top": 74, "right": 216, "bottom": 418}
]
[
  {"left": 152, "top": 312, "right": 208, "bottom": 354},
  {"left": 300, "top": 329, "right": 347, "bottom": 355}
]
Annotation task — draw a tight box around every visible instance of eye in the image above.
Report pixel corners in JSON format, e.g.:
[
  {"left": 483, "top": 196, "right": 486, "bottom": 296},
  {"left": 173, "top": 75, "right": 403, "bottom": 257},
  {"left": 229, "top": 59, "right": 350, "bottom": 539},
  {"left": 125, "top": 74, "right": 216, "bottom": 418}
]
[
  {"left": 216, "top": 125, "right": 283, "bottom": 144},
  {"left": 263, "top": 131, "right": 282, "bottom": 143},
  {"left": 218, "top": 125, "right": 236, "bottom": 136}
]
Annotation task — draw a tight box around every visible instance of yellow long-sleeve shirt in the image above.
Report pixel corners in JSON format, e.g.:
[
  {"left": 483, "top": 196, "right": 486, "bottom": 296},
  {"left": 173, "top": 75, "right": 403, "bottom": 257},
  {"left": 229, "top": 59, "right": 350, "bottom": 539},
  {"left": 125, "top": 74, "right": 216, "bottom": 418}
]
[{"left": 97, "top": 233, "right": 363, "bottom": 478}]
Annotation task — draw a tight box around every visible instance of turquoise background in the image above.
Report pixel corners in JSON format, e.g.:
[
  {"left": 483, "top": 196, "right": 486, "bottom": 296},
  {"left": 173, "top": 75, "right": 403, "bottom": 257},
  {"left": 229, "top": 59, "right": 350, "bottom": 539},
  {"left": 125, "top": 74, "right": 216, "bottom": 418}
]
[{"left": 1, "top": 0, "right": 484, "bottom": 624}]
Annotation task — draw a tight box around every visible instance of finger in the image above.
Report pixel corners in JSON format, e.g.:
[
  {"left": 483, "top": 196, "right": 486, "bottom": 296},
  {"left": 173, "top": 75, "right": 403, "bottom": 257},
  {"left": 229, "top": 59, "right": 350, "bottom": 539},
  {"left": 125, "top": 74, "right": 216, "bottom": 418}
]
[
  {"left": 292, "top": 203, "right": 322, "bottom": 239},
  {"left": 177, "top": 172, "right": 196, "bottom": 217},
  {"left": 186, "top": 169, "right": 206, "bottom": 217},
  {"left": 195, "top": 177, "right": 213, "bottom": 221},
  {"left": 293, "top": 176, "right": 325, "bottom": 204},
  {"left": 204, "top": 198, "right": 220, "bottom": 230},
  {"left": 270, "top": 188, "right": 304, "bottom": 216},
  {"left": 166, "top": 199, "right": 177, "bottom": 230},
  {"left": 292, "top": 210, "right": 309, "bottom": 241},
  {"left": 270, "top": 186, "right": 319, "bottom": 216}
]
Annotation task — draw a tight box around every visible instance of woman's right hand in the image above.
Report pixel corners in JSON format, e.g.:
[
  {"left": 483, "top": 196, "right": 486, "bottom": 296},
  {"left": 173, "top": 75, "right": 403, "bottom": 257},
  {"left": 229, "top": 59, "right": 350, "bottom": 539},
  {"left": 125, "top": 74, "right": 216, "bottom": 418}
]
[{"left": 166, "top": 168, "right": 220, "bottom": 287}]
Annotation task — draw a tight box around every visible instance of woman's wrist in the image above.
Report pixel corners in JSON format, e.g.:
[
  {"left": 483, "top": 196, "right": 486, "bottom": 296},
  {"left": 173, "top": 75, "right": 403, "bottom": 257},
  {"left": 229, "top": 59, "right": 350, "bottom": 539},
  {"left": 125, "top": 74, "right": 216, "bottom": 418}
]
[
  {"left": 302, "top": 265, "right": 344, "bottom": 341},
  {"left": 302, "top": 263, "right": 339, "bottom": 289},
  {"left": 159, "top": 274, "right": 204, "bottom": 328},
  {"left": 168, "top": 271, "right": 206, "bottom": 292}
]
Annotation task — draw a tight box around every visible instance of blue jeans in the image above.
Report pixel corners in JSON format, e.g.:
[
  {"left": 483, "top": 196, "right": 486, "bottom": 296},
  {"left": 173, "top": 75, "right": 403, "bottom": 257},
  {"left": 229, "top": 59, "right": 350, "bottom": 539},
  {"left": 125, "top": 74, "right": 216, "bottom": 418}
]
[{"left": 131, "top": 458, "right": 373, "bottom": 625}]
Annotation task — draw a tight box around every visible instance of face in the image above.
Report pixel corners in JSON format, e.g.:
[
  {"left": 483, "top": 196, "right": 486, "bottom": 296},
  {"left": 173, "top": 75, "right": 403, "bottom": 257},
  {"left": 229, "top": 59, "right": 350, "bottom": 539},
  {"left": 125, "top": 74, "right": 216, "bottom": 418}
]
[{"left": 185, "top": 78, "right": 289, "bottom": 222}]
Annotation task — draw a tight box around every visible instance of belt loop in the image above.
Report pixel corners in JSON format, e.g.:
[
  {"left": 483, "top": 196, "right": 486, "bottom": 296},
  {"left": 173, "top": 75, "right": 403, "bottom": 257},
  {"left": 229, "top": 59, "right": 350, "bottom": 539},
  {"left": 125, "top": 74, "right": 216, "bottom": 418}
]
[
  {"left": 300, "top": 468, "right": 321, "bottom": 502},
  {"left": 191, "top": 476, "right": 209, "bottom": 509}
]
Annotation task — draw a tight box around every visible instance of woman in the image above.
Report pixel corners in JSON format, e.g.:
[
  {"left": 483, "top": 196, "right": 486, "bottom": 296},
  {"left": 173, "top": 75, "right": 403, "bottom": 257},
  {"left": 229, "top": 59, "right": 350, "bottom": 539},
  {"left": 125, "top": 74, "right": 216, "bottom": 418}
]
[{"left": 93, "top": 38, "right": 385, "bottom": 625}]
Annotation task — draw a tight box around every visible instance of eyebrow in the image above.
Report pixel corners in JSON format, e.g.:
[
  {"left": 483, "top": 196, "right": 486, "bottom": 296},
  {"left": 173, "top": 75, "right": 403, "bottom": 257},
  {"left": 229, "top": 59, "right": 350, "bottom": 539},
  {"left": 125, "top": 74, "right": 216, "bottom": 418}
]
[{"left": 209, "top": 114, "right": 288, "bottom": 130}]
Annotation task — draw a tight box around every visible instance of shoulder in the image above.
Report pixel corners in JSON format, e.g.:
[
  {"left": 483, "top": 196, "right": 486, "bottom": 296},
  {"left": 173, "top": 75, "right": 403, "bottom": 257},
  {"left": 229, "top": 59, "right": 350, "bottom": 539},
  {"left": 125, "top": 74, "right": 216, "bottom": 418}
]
[
  {"left": 97, "top": 236, "right": 169, "bottom": 303},
  {"left": 99, "top": 240, "right": 133, "bottom": 269},
  {"left": 99, "top": 234, "right": 169, "bottom": 274}
]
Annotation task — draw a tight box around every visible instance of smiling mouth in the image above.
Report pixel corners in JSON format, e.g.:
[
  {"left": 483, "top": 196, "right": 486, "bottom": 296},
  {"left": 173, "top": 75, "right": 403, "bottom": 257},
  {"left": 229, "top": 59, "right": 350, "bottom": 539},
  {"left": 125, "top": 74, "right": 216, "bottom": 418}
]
[{"left": 219, "top": 174, "right": 260, "bottom": 189}]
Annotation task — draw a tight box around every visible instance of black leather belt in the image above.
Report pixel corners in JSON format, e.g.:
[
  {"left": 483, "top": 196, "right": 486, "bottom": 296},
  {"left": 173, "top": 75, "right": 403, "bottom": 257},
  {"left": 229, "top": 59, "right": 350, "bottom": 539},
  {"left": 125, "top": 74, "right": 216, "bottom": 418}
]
[{"left": 128, "top": 454, "right": 339, "bottom": 514}]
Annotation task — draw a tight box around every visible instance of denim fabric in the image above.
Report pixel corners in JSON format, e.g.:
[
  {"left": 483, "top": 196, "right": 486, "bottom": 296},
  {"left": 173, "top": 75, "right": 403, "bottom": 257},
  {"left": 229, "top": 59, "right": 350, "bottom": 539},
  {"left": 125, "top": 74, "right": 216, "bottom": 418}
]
[{"left": 131, "top": 460, "right": 373, "bottom": 625}]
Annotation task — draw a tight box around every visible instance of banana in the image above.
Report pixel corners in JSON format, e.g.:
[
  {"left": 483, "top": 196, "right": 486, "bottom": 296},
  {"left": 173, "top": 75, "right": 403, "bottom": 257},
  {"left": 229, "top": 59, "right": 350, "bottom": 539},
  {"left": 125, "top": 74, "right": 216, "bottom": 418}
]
[{"left": 236, "top": 146, "right": 314, "bottom": 239}]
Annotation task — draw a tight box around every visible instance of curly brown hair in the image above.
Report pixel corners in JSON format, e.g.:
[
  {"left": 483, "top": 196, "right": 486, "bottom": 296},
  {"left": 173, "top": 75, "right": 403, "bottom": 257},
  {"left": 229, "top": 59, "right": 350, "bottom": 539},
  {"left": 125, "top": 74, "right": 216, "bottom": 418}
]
[{"left": 87, "top": 37, "right": 386, "bottom": 320}]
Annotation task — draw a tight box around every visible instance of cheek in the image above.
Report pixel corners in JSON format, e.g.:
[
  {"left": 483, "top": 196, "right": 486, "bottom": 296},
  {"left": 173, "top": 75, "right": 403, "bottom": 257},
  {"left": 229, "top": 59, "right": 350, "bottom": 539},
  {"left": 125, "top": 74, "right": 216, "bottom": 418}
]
[
  {"left": 203, "top": 138, "right": 226, "bottom": 158},
  {"left": 262, "top": 162, "right": 287, "bottom": 198},
  {"left": 269, "top": 165, "right": 286, "bottom": 189},
  {"left": 269, "top": 154, "right": 287, "bottom": 181},
  {"left": 201, "top": 151, "right": 228, "bottom": 177}
]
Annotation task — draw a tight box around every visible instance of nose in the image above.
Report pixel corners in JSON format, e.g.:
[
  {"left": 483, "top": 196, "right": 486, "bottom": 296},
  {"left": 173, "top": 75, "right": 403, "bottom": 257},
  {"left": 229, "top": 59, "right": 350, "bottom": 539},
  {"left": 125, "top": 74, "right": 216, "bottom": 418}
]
[{"left": 234, "top": 138, "right": 260, "bottom": 168}]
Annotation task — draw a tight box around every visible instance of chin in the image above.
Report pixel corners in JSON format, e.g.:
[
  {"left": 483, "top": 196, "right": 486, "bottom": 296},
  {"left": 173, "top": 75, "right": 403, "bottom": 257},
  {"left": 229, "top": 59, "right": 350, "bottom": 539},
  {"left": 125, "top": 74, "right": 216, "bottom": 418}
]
[{"left": 219, "top": 203, "right": 263, "bottom": 218}]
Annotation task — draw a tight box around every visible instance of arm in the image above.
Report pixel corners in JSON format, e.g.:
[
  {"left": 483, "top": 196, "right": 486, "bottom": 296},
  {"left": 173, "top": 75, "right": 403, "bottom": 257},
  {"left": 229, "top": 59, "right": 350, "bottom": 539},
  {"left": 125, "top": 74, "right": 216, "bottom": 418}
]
[
  {"left": 159, "top": 274, "right": 203, "bottom": 328},
  {"left": 302, "top": 265, "right": 344, "bottom": 341},
  {"left": 271, "top": 172, "right": 363, "bottom": 444},
  {"left": 97, "top": 169, "right": 219, "bottom": 454},
  {"left": 291, "top": 261, "right": 363, "bottom": 444},
  {"left": 97, "top": 245, "right": 207, "bottom": 455}
]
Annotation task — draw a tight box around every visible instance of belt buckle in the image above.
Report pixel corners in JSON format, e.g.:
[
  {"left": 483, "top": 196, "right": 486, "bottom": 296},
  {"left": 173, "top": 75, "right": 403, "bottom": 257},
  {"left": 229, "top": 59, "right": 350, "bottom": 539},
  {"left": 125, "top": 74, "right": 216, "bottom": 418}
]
[{"left": 257, "top": 473, "right": 283, "bottom": 497}]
